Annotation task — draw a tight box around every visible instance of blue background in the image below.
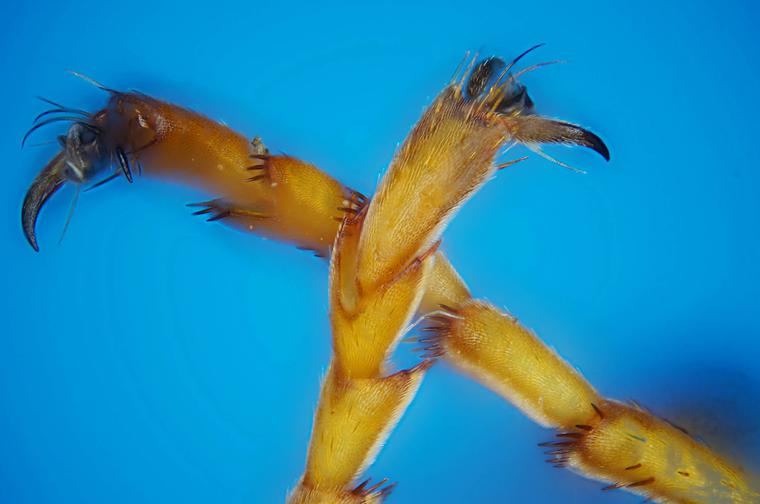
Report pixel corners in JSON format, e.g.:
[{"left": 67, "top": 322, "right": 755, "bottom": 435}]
[{"left": 2, "top": 1, "right": 759, "bottom": 502}]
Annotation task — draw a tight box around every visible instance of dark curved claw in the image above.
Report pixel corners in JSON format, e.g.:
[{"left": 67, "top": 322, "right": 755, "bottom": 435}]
[
  {"left": 548, "top": 120, "right": 610, "bottom": 161},
  {"left": 22, "top": 153, "right": 67, "bottom": 251},
  {"left": 575, "top": 126, "right": 610, "bottom": 161},
  {"left": 510, "top": 115, "right": 611, "bottom": 161}
]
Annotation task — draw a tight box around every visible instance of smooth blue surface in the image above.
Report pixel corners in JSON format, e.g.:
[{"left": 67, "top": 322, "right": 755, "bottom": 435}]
[{"left": 2, "top": 1, "right": 759, "bottom": 502}]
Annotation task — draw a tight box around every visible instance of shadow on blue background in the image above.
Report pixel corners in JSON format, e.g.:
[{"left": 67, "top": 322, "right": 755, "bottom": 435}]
[{"left": 1, "top": 1, "right": 759, "bottom": 502}]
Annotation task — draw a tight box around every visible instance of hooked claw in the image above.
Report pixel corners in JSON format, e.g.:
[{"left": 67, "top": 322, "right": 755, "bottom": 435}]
[
  {"left": 21, "top": 153, "right": 67, "bottom": 251},
  {"left": 21, "top": 153, "right": 66, "bottom": 252},
  {"left": 509, "top": 115, "right": 610, "bottom": 161},
  {"left": 463, "top": 51, "right": 610, "bottom": 164}
]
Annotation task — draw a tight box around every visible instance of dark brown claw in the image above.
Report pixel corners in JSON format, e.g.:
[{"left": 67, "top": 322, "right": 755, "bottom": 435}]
[
  {"left": 21, "top": 153, "right": 67, "bottom": 251},
  {"left": 510, "top": 115, "right": 610, "bottom": 161},
  {"left": 463, "top": 49, "right": 610, "bottom": 164}
]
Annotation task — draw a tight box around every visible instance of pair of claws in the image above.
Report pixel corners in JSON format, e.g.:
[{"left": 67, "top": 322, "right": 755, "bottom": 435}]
[{"left": 22, "top": 48, "right": 611, "bottom": 255}]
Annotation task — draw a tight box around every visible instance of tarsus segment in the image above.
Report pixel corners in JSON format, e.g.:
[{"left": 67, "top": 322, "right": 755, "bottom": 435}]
[{"left": 423, "top": 300, "right": 759, "bottom": 502}]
